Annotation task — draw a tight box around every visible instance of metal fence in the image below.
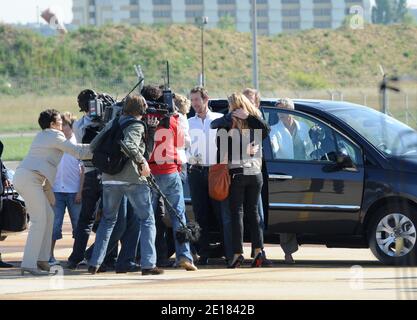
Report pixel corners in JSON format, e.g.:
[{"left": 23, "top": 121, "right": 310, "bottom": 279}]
[{"left": 1, "top": 76, "right": 417, "bottom": 128}]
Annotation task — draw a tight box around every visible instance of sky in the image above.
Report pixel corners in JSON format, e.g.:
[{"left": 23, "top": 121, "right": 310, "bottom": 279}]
[{"left": 0, "top": 0, "right": 417, "bottom": 24}]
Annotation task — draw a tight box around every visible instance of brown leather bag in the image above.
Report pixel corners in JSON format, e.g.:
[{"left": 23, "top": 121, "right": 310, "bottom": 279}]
[{"left": 208, "top": 164, "right": 231, "bottom": 201}]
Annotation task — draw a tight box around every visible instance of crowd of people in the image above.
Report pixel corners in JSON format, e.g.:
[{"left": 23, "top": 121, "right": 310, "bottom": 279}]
[{"left": 0, "top": 85, "right": 302, "bottom": 276}]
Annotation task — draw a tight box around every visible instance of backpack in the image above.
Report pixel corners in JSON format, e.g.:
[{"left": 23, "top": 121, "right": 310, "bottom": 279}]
[
  {"left": 92, "top": 117, "right": 145, "bottom": 175},
  {"left": 82, "top": 122, "right": 105, "bottom": 144}
]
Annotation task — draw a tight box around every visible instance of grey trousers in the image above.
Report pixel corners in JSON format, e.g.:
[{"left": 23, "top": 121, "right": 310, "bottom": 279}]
[
  {"left": 280, "top": 233, "right": 299, "bottom": 255},
  {"left": 14, "top": 168, "right": 54, "bottom": 269}
]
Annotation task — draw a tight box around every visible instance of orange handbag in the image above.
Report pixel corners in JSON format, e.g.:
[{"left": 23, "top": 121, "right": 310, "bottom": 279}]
[{"left": 208, "top": 164, "right": 231, "bottom": 201}]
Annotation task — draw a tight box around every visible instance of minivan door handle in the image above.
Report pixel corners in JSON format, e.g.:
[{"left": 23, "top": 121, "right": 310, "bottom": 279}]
[{"left": 269, "top": 174, "right": 293, "bottom": 180}]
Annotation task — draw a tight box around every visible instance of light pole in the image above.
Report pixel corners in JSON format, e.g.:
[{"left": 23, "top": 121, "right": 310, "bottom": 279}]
[
  {"left": 251, "top": 0, "right": 259, "bottom": 90},
  {"left": 195, "top": 16, "right": 208, "bottom": 87}
]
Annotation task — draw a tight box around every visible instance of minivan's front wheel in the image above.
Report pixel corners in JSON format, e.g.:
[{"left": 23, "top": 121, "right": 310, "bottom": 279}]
[{"left": 368, "top": 205, "right": 417, "bottom": 265}]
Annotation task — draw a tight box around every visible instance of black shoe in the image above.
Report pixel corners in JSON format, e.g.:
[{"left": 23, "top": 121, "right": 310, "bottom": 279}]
[
  {"left": 284, "top": 254, "right": 295, "bottom": 264},
  {"left": 65, "top": 261, "right": 79, "bottom": 270},
  {"left": 116, "top": 265, "right": 141, "bottom": 274},
  {"left": 142, "top": 267, "right": 164, "bottom": 276},
  {"left": 261, "top": 250, "right": 273, "bottom": 266},
  {"left": 101, "top": 263, "right": 115, "bottom": 272},
  {"left": 0, "top": 260, "right": 13, "bottom": 268},
  {"left": 157, "top": 260, "right": 175, "bottom": 268},
  {"left": 228, "top": 255, "right": 244, "bottom": 269},
  {"left": 251, "top": 252, "right": 265, "bottom": 268},
  {"left": 88, "top": 266, "right": 98, "bottom": 274},
  {"left": 196, "top": 257, "right": 209, "bottom": 266},
  {"left": 97, "top": 265, "right": 107, "bottom": 273}
]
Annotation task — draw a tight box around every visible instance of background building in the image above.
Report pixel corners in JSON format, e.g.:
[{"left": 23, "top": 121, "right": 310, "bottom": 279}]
[{"left": 72, "top": 0, "right": 372, "bottom": 35}]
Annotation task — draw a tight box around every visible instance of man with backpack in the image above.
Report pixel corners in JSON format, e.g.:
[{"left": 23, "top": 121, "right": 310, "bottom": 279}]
[
  {"left": 67, "top": 89, "right": 118, "bottom": 270},
  {"left": 87, "top": 95, "right": 163, "bottom": 276}
]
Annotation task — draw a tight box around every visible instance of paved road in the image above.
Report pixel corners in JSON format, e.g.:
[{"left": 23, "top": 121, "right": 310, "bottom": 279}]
[
  {"left": 3, "top": 161, "right": 19, "bottom": 171},
  {"left": 0, "top": 132, "right": 37, "bottom": 139},
  {"left": 1, "top": 217, "right": 417, "bottom": 300}
]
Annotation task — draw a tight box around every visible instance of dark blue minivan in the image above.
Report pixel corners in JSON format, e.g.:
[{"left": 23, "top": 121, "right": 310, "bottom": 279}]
[{"left": 183, "top": 99, "right": 417, "bottom": 266}]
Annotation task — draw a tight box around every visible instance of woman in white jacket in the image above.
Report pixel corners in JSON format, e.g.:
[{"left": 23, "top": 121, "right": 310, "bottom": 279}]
[{"left": 14, "top": 109, "right": 92, "bottom": 276}]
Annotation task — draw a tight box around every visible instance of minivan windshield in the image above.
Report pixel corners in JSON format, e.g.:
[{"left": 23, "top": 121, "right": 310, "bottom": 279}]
[{"left": 332, "top": 106, "right": 417, "bottom": 157}]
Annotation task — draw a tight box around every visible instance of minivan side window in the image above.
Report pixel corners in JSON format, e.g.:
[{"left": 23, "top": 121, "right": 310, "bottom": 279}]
[
  {"left": 334, "top": 132, "right": 364, "bottom": 166},
  {"left": 264, "top": 108, "right": 342, "bottom": 163}
]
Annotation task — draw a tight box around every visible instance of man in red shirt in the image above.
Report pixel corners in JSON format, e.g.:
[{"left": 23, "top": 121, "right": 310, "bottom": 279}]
[{"left": 142, "top": 85, "right": 197, "bottom": 271}]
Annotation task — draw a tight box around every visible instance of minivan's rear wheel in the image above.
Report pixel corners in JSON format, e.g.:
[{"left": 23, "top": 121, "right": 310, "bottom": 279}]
[{"left": 368, "top": 204, "right": 417, "bottom": 265}]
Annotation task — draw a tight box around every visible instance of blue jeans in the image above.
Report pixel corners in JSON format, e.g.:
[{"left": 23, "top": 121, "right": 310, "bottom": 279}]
[
  {"left": 89, "top": 183, "right": 156, "bottom": 269},
  {"left": 115, "top": 200, "right": 142, "bottom": 270},
  {"left": 151, "top": 173, "right": 193, "bottom": 263},
  {"left": 52, "top": 192, "right": 81, "bottom": 241},
  {"left": 86, "top": 197, "right": 139, "bottom": 270}
]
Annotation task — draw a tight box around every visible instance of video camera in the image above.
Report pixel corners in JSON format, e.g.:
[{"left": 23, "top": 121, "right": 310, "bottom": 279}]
[
  {"left": 141, "top": 62, "right": 176, "bottom": 128},
  {"left": 83, "top": 66, "right": 145, "bottom": 124},
  {"left": 88, "top": 93, "right": 119, "bottom": 123},
  {"left": 82, "top": 62, "right": 175, "bottom": 128}
]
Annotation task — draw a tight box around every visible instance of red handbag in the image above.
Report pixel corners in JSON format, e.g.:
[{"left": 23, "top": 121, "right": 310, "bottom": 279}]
[{"left": 208, "top": 164, "right": 231, "bottom": 201}]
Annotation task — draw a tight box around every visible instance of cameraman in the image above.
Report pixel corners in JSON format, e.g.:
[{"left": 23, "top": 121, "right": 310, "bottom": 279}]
[
  {"left": 67, "top": 89, "right": 116, "bottom": 270},
  {"left": 87, "top": 95, "right": 163, "bottom": 276},
  {"left": 142, "top": 85, "right": 197, "bottom": 271}
]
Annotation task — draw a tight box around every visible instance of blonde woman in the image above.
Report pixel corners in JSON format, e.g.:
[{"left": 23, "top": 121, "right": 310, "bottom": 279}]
[
  {"left": 211, "top": 93, "right": 270, "bottom": 268},
  {"left": 14, "top": 109, "right": 92, "bottom": 276},
  {"left": 174, "top": 93, "right": 192, "bottom": 183},
  {"left": 243, "top": 87, "right": 271, "bottom": 265},
  {"left": 242, "top": 88, "right": 261, "bottom": 109},
  {"left": 174, "top": 94, "right": 192, "bottom": 116}
]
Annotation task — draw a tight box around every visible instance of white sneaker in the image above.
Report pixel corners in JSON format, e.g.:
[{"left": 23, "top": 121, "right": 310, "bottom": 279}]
[{"left": 48, "top": 257, "right": 61, "bottom": 266}]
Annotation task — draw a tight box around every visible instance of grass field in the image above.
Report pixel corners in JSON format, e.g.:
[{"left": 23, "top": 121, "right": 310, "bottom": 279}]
[
  {"left": 1, "top": 136, "right": 34, "bottom": 161},
  {"left": 1, "top": 88, "right": 416, "bottom": 132},
  {"left": 0, "top": 87, "right": 416, "bottom": 161},
  {"left": 0, "top": 95, "right": 79, "bottom": 133},
  {"left": 1, "top": 24, "right": 417, "bottom": 94}
]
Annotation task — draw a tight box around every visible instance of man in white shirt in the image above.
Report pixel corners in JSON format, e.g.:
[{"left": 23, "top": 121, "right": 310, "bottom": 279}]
[
  {"left": 51, "top": 113, "right": 84, "bottom": 265},
  {"left": 270, "top": 120, "right": 294, "bottom": 160},
  {"left": 270, "top": 99, "right": 313, "bottom": 161},
  {"left": 273, "top": 98, "right": 313, "bottom": 264},
  {"left": 188, "top": 87, "right": 233, "bottom": 265}
]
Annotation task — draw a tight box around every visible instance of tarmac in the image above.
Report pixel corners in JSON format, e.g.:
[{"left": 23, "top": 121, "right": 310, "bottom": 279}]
[{"left": 1, "top": 216, "right": 417, "bottom": 300}]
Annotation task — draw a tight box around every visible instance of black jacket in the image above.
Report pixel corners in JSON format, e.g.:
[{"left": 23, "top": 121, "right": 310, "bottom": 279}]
[{"left": 210, "top": 113, "right": 271, "bottom": 163}]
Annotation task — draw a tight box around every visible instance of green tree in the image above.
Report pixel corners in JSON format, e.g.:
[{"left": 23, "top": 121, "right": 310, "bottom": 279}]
[
  {"left": 394, "top": 0, "right": 409, "bottom": 22},
  {"left": 403, "top": 11, "right": 417, "bottom": 25},
  {"left": 218, "top": 14, "right": 236, "bottom": 31},
  {"left": 372, "top": 0, "right": 394, "bottom": 24},
  {"left": 372, "top": 0, "right": 409, "bottom": 24}
]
